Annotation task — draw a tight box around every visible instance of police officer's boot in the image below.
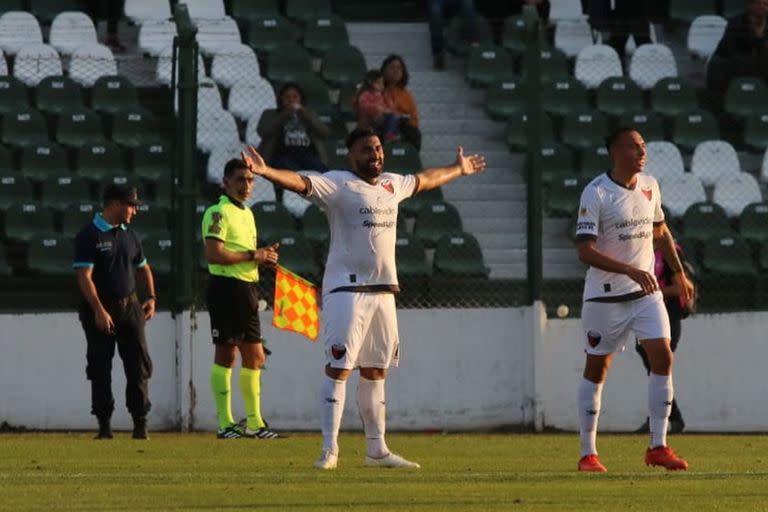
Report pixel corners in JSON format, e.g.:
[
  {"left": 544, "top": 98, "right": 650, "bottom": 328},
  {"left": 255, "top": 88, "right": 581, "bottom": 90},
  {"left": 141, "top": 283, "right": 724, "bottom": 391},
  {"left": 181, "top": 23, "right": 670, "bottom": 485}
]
[
  {"left": 132, "top": 416, "right": 148, "bottom": 440},
  {"left": 95, "top": 417, "right": 113, "bottom": 439}
]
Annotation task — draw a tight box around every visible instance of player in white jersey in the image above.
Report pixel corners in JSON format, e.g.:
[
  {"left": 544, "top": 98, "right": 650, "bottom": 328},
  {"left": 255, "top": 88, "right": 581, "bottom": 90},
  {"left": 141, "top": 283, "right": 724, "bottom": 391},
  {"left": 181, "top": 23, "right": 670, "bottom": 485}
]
[
  {"left": 239, "top": 127, "right": 486, "bottom": 470},
  {"left": 574, "top": 127, "right": 694, "bottom": 473}
]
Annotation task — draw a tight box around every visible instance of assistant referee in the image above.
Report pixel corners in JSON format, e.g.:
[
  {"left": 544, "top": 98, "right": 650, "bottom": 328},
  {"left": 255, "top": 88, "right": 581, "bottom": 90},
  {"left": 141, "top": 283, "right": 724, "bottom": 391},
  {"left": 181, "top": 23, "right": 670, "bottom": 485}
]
[{"left": 203, "top": 158, "right": 280, "bottom": 439}]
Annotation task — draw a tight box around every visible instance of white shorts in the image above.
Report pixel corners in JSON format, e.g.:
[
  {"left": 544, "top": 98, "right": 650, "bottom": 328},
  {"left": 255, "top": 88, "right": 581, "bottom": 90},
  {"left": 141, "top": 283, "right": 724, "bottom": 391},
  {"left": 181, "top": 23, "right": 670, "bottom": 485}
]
[
  {"left": 581, "top": 292, "right": 671, "bottom": 355},
  {"left": 322, "top": 291, "right": 400, "bottom": 370}
]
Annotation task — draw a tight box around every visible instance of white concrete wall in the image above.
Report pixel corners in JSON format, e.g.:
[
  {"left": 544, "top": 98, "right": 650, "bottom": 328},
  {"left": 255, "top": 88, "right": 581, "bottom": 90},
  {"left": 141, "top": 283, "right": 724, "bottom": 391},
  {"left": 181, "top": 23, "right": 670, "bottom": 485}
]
[{"left": 1, "top": 308, "right": 767, "bottom": 432}]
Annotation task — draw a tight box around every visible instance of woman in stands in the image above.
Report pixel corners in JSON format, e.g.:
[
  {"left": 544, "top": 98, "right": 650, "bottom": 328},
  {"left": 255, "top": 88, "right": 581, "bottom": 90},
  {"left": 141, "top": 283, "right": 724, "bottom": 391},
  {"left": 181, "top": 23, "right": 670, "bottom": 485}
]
[{"left": 380, "top": 55, "right": 422, "bottom": 150}]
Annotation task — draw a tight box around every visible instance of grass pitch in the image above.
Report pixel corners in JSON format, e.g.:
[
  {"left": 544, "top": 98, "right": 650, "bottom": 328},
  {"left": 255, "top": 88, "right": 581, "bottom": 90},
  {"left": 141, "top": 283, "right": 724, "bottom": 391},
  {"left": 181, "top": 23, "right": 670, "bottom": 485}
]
[{"left": 1, "top": 432, "right": 767, "bottom": 511}]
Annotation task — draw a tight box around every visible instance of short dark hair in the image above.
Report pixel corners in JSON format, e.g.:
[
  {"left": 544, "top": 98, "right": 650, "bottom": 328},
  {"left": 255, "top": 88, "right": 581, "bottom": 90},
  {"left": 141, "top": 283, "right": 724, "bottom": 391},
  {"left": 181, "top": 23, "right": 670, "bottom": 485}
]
[
  {"left": 346, "top": 127, "right": 379, "bottom": 149},
  {"left": 277, "top": 81, "right": 305, "bottom": 107},
  {"left": 381, "top": 54, "right": 409, "bottom": 88},
  {"left": 224, "top": 158, "right": 249, "bottom": 177},
  {"left": 605, "top": 126, "right": 638, "bottom": 151}
]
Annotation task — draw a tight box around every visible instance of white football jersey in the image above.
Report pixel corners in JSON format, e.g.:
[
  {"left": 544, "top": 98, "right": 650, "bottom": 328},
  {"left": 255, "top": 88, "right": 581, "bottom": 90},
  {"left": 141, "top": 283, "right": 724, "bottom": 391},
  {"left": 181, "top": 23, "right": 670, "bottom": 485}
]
[
  {"left": 575, "top": 172, "right": 664, "bottom": 300},
  {"left": 306, "top": 171, "right": 418, "bottom": 292}
]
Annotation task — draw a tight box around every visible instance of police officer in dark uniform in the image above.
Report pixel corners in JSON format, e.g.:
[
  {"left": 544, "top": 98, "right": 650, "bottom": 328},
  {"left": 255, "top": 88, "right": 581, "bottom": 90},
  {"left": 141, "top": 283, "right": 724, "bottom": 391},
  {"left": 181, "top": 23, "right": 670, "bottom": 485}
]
[{"left": 73, "top": 184, "right": 156, "bottom": 440}]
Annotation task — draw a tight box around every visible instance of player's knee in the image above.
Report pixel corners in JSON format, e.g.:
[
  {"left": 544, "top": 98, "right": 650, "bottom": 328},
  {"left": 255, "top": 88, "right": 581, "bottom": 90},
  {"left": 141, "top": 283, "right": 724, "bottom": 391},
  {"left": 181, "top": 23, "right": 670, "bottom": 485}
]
[{"left": 325, "top": 366, "right": 350, "bottom": 380}]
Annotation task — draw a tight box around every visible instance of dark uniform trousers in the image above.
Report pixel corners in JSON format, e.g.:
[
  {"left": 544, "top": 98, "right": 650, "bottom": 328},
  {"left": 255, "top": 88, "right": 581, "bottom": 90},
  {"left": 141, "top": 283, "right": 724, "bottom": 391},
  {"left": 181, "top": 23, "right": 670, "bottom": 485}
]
[{"left": 79, "top": 293, "right": 153, "bottom": 421}]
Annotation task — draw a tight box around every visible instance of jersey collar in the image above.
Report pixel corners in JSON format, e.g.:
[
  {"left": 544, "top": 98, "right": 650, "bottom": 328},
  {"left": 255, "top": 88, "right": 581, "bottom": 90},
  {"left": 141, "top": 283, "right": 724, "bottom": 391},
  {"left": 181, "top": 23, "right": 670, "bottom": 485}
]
[
  {"left": 221, "top": 194, "right": 245, "bottom": 209},
  {"left": 606, "top": 171, "right": 637, "bottom": 191},
  {"left": 93, "top": 212, "right": 127, "bottom": 232}
]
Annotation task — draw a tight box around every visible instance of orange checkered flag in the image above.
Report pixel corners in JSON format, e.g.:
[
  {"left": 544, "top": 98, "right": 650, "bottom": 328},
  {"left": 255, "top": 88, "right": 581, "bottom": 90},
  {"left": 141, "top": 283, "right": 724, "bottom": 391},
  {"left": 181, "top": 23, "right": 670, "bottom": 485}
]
[{"left": 272, "top": 265, "right": 319, "bottom": 341}]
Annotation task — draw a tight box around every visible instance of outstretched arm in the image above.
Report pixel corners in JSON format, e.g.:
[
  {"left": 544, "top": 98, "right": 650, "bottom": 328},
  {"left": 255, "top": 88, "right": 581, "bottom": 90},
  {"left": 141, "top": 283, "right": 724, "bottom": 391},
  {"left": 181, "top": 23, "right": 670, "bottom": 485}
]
[
  {"left": 241, "top": 145, "right": 309, "bottom": 195},
  {"left": 415, "top": 146, "right": 485, "bottom": 193}
]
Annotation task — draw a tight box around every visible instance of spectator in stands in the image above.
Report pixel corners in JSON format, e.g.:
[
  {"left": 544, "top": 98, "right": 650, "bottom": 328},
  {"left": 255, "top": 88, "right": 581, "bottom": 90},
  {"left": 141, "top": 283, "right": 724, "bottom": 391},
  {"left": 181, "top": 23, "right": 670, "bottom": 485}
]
[
  {"left": 354, "top": 70, "right": 401, "bottom": 143},
  {"left": 73, "top": 184, "right": 156, "bottom": 440},
  {"left": 428, "top": 0, "right": 479, "bottom": 70},
  {"left": 257, "top": 82, "right": 329, "bottom": 199},
  {"left": 86, "top": 0, "right": 126, "bottom": 51},
  {"left": 708, "top": 0, "right": 768, "bottom": 93},
  {"left": 381, "top": 55, "right": 422, "bottom": 150},
  {"left": 586, "top": 0, "right": 652, "bottom": 62},
  {"left": 635, "top": 242, "right": 695, "bottom": 434}
]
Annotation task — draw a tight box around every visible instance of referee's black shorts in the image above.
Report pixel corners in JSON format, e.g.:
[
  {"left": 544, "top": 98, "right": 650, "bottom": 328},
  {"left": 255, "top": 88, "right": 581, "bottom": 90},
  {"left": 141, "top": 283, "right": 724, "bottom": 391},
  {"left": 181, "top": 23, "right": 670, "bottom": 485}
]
[{"left": 206, "top": 275, "right": 262, "bottom": 344}]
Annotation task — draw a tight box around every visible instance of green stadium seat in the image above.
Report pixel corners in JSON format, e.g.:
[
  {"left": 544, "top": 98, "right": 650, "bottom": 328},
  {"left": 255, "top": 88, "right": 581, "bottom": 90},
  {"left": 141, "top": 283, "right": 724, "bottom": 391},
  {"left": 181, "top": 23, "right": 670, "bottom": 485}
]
[
  {"left": 111, "top": 109, "right": 162, "bottom": 149},
  {"left": 252, "top": 201, "right": 299, "bottom": 244},
  {"left": 76, "top": 143, "right": 127, "bottom": 182},
  {"left": 617, "top": 111, "right": 665, "bottom": 141},
  {"left": 131, "top": 204, "right": 170, "bottom": 240},
  {"left": 542, "top": 77, "right": 590, "bottom": 117},
  {"left": 302, "top": 15, "right": 349, "bottom": 55},
  {"left": 320, "top": 44, "right": 367, "bottom": 88},
  {"left": 546, "top": 176, "right": 583, "bottom": 217},
  {"left": 337, "top": 82, "right": 358, "bottom": 122},
  {"left": 55, "top": 109, "right": 105, "bottom": 148},
  {"left": 502, "top": 15, "right": 529, "bottom": 58},
  {"left": 383, "top": 141, "right": 422, "bottom": 175},
  {"left": 26, "top": 235, "right": 73, "bottom": 276},
  {"left": 29, "top": 0, "right": 82, "bottom": 24},
  {"left": 671, "top": 110, "right": 719, "bottom": 152},
  {"left": 651, "top": 78, "right": 698, "bottom": 118},
  {"left": 323, "top": 139, "right": 351, "bottom": 170},
  {"left": 682, "top": 202, "right": 734, "bottom": 245},
  {"left": 0, "top": 245, "right": 11, "bottom": 276},
  {"left": 739, "top": 202, "right": 768, "bottom": 244},
  {"left": 485, "top": 78, "right": 526, "bottom": 120},
  {"left": 91, "top": 76, "right": 141, "bottom": 115},
  {"left": 291, "top": 74, "right": 334, "bottom": 122},
  {"left": 721, "top": 0, "right": 744, "bottom": 18},
  {"left": 273, "top": 232, "right": 320, "bottom": 281},
  {"left": 413, "top": 200, "right": 463, "bottom": 248},
  {"left": 760, "top": 242, "right": 768, "bottom": 270},
  {"left": 3, "top": 201, "right": 56, "bottom": 242},
  {"left": 701, "top": 236, "right": 756, "bottom": 275},
  {"left": 141, "top": 234, "right": 173, "bottom": 275},
  {"left": 433, "top": 232, "right": 489, "bottom": 277},
  {"left": 0, "top": 175, "right": 33, "bottom": 211},
  {"left": 669, "top": 0, "right": 717, "bottom": 23},
  {"left": 0, "top": 76, "right": 30, "bottom": 114},
  {"left": 395, "top": 234, "right": 430, "bottom": 278},
  {"left": 724, "top": 76, "right": 768, "bottom": 120},
  {"left": 400, "top": 186, "right": 443, "bottom": 218},
  {"left": 536, "top": 48, "right": 570, "bottom": 83},
  {"left": 579, "top": 145, "right": 611, "bottom": 178},
  {"left": 465, "top": 44, "right": 514, "bottom": 88},
  {"left": 20, "top": 144, "right": 70, "bottom": 181},
  {"left": 742, "top": 113, "right": 768, "bottom": 149},
  {"left": 301, "top": 203, "right": 329, "bottom": 249},
  {"left": 0, "top": 145, "right": 12, "bottom": 173},
  {"left": 1, "top": 108, "right": 49, "bottom": 148},
  {"left": 537, "top": 144, "right": 576, "bottom": 186},
  {"left": 595, "top": 77, "right": 643, "bottom": 117},
  {"left": 0, "top": 0, "right": 25, "bottom": 11},
  {"left": 231, "top": 0, "right": 280, "bottom": 25},
  {"left": 285, "top": 0, "right": 333, "bottom": 25},
  {"left": 245, "top": 16, "right": 297, "bottom": 56},
  {"left": 561, "top": 111, "right": 609, "bottom": 150},
  {"left": 265, "top": 43, "right": 314, "bottom": 83},
  {"left": 40, "top": 175, "right": 90, "bottom": 210},
  {"left": 61, "top": 202, "right": 97, "bottom": 238},
  {"left": 445, "top": 15, "right": 493, "bottom": 57},
  {"left": 506, "top": 111, "right": 555, "bottom": 152},
  {"left": 35, "top": 76, "right": 83, "bottom": 115},
  {"left": 132, "top": 142, "right": 172, "bottom": 183}
]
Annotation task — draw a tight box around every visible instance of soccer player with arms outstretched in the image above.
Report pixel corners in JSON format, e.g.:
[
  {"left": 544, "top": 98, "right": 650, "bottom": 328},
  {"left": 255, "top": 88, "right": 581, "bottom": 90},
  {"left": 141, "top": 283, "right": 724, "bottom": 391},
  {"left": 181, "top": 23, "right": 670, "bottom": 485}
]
[
  {"left": 241, "top": 127, "right": 485, "bottom": 469},
  {"left": 574, "top": 127, "right": 694, "bottom": 472}
]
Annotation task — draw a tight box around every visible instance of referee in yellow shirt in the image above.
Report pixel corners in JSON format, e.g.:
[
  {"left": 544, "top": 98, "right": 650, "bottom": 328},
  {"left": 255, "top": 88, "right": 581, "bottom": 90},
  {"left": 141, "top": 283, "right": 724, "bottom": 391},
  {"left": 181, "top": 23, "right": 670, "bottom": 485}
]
[{"left": 202, "top": 158, "right": 280, "bottom": 439}]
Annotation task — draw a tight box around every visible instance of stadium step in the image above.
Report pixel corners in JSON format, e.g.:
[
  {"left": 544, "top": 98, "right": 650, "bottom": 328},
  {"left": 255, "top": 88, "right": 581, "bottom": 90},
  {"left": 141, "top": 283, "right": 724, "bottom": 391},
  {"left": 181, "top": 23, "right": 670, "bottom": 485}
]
[
  {"left": 475, "top": 232, "right": 526, "bottom": 250},
  {"left": 443, "top": 183, "right": 525, "bottom": 202},
  {"left": 410, "top": 86, "right": 486, "bottom": 104},
  {"left": 419, "top": 102, "right": 489, "bottom": 120},
  {"left": 422, "top": 134, "right": 508, "bottom": 151},
  {"left": 419, "top": 118, "right": 506, "bottom": 137},
  {"left": 448, "top": 199, "right": 526, "bottom": 218}
]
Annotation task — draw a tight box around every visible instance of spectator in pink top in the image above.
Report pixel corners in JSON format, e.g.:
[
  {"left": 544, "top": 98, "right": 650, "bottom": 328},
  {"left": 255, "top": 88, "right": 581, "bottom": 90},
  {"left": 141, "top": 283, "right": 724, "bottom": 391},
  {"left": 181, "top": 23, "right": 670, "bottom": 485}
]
[{"left": 354, "top": 70, "right": 401, "bottom": 142}]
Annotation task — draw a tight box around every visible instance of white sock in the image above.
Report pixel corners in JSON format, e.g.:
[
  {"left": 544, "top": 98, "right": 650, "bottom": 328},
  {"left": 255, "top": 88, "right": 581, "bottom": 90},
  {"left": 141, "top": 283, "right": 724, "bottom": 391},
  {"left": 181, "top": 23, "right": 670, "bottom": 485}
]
[
  {"left": 357, "top": 377, "right": 389, "bottom": 458},
  {"left": 649, "top": 373, "right": 673, "bottom": 448},
  {"left": 578, "top": 378, "right": 604, "bottom": 457},
  {"left": 320, "top": 375, "right": 346, "bottom": 454}
]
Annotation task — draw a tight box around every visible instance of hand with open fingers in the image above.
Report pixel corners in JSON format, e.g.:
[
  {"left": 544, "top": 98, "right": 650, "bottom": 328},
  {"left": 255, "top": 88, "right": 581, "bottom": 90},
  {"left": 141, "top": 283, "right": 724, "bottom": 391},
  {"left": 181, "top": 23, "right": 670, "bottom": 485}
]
[
  {"left": 673, "top": 271, "right": 695, "bottom": 304},
  {"left": 627, "top": 267, "right": 658, "bottom": 295},
  {"left": 255, "top": 242, "right": 280, "bottom": 267},
  {"left": 95, "top": 308, "right": 115, "bottom": 333},
  {"left": 142, "top": 299, "right": 156, "bottom": 321},
  {"left": 456, "top": 146, "right": 486, "bottom": 176},
  {"left": 241, "top": 145, "right": 268, "bottom": 176}
]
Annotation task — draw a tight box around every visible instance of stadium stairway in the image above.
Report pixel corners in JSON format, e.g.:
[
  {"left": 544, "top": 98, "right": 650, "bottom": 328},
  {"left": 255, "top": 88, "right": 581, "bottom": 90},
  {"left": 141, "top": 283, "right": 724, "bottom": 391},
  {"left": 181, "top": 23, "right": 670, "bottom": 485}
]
[{"left": 349, "top": 22, "right": 588, "bottom": 279}]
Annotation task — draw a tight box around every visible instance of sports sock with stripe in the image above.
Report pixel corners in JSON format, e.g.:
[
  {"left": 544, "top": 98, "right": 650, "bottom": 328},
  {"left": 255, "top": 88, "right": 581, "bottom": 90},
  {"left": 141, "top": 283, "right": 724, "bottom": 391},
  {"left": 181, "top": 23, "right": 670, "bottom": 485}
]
[
  {"left": 239, "top": 367, "right": 266, "bottom": 430},
  {"left": 357, "top": 377, "right": 389, "bottom": 458},
  {"left": 578, "top": 377, "right": 604, "bottom": 457},
  {"left": 210, "top": 364, "right": 235, "bottom": 430}
]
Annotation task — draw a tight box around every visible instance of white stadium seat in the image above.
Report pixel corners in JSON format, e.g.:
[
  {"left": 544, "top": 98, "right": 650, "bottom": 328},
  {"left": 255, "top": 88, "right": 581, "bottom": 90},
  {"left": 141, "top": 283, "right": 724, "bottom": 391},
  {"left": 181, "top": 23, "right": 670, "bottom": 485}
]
[
  {"left": 0, "top": 49, "right": 6, "bottom": 75},
  {"left": 691, "top": 140, "right": 741, "bottom": 187},
  {"left": 211, "top": 44, "right": 261, "bottom": 89},
  {"left": 13, "top": 43, "right": 62, "bottom": 86},
  {"left": 124, "top": 0, "right": 172, "bottom": 25},
  {"left": 227, "top": 77, "right": 276, "bottom": 122},
  {"left": 660, "top": 173, "right": 706, "bottom": 218},
  {"left": 205, "top": 144, "right": 276, "bottom": 205},
  {"left": 177, "top": 77, "right": 225, "bottom": 115},
  {"left": 244, "top": 111, "right": 268, "bottom": 148},
  {"left": 687, "top": 15, "right": 727, "bottom": 61},
  {"left": 629, "top": 44, "right": 678, "bottom": 90},
  {"left": 195, "top": 17, "right": 242, "bottom": 57},
  {"left": 138, "top": 20, "right": 177, "bottom": 57},
  {"left": 574, "top": 44, "right": 622, "bottom": 89},
  {"left": 713, "top": 173, "right": 763, "bottom": 217},
  {"left": 156, "top": 45, "right": 207, "bottom": 85},
  {"left": 0, "top": 12, "right": 43, "bottom": 56},
  {"left": 283, "top": 170, "right": 320, "bottom": 217},
  {"left": 554, "top": 19, "right": 595, "bottom": 58},
  {"left": 644, "top": 141, "right": 685, "bottom": 183},
  {"left": 49, "top": 11, "right": 98, "bottom": 56},
  {"left": 185, "top": 0, "right": 227, "bottom": 20},
  {"left": 69, "top": 44, "right": 118, "bottom": 87},
  {"left": 549, "top": 0, "right": 587, "bottom": 20},
  {"left": 197, "top": 110, "right": 240, "bottom": 154}
]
